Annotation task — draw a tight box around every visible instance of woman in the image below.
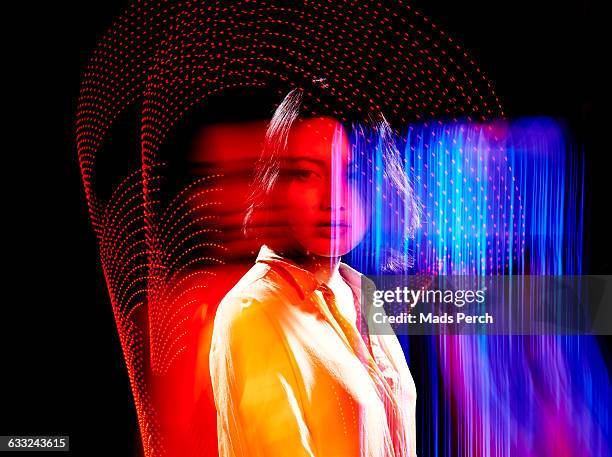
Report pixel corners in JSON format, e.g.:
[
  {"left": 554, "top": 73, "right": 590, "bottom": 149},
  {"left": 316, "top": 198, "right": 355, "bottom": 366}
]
[{"left": 209, "top": 87, "right": 419, "bottom": 457}]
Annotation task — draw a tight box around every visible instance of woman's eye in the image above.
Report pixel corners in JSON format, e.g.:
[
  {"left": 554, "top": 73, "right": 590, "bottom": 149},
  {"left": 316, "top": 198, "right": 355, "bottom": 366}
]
[{"left": 291, "top": 169, "right": 319, "bottom": 181}]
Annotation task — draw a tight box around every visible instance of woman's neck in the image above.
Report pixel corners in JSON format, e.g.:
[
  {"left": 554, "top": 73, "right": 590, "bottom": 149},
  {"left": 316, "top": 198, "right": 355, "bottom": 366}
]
[
  {"left": 302, "top": 255, "right": 341, "bottom": 285},
  {"left": 267, "top": 242, "right": 342, "bottom": 285}
]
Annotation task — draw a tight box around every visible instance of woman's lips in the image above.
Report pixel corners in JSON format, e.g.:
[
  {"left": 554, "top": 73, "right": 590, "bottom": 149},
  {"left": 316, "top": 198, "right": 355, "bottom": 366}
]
[{"left": 316, "top": 223, "right": 351, "bottom": 238}]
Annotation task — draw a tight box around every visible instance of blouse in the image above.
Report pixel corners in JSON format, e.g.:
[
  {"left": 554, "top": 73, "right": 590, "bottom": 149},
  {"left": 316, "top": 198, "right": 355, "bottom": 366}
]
[{"left": 209, "top": 245, "right": 417, "bottom": 457}]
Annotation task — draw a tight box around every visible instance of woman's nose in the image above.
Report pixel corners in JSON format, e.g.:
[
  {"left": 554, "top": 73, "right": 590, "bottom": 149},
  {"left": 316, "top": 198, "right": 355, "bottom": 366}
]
[{"left": 320, "top": 173, "right": 348, "bottom": 211}]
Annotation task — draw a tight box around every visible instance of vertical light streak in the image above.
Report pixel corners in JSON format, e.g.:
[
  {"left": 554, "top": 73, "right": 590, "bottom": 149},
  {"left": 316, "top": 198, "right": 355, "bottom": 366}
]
[{"left": 346, "top": 118, "right": 609, "bottom": 457}]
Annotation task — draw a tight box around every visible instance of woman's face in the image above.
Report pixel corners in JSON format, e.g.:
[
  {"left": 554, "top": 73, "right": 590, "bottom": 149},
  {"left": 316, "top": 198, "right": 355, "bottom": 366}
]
[{"left": 276, "top": 116, "right": 368, "bottom": 257}]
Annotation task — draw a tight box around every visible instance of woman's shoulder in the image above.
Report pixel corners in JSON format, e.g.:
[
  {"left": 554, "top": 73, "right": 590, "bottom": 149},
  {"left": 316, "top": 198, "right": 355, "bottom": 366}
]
[
  {"left": 212, "top": 262, "right": 284, "bottom": 335},
  {"left": 209, "top": 262, "right": 296, "bottom": 370}
]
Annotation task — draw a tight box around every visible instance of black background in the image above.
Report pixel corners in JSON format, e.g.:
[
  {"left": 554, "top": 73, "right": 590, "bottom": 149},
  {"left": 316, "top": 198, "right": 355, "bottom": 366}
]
[{"left": 2, "top": 1, "right": 606, "bottom": 456}]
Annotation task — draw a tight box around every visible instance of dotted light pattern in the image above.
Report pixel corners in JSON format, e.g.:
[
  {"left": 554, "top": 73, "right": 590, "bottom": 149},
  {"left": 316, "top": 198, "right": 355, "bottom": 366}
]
[
  {"left": 97, "top": 169, "right": 164, "bottom": 456},
  {"left": 408, "top": 123, "right": 524, "bottom": 275},
  {"left": 96, "top": 167, "right": 232, "bottom": 456},
  {"left": 76, "top": 3, "right": 503, "bottom": 455},
  {"left": 348, "top": 121, "right": 526, "bottom": 275}
]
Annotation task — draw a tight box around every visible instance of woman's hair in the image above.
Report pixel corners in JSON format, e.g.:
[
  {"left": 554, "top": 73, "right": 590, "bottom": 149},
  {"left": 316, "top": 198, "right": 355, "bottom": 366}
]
[
  {"left": 243, "top": 86, "right": 422, "bottom": 270},
  {"left": 242, "top": 88, "right": 304, "bottom": 235}
]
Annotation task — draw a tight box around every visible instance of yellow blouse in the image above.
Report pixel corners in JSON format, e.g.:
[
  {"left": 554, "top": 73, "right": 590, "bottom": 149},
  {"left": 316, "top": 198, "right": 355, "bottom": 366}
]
[{"left": 209, "top": 245, "right": 417, "bottom": 457}]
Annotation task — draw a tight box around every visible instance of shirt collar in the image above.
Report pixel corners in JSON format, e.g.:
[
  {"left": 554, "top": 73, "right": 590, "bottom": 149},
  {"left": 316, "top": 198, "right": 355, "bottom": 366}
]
[{"left": 255, "top": 244, "right": 373, "bottom": 301}]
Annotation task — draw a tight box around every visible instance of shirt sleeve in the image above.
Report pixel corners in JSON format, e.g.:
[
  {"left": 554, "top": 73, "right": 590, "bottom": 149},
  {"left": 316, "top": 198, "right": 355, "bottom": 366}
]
[{"left": 209, "top": 296, "right": 316, "bottom": 457}]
